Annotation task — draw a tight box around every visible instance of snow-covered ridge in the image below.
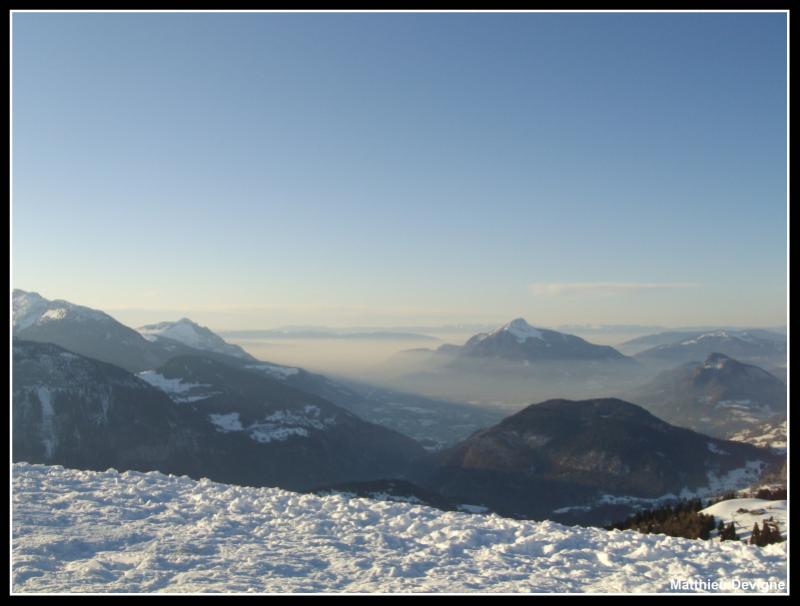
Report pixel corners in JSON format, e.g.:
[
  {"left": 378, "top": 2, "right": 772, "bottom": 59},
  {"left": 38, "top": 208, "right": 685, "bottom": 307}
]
[
  {"left": 12, "top": 464, "right": 787, "bottom": 593},
  {"left": 13, "top": 290, "right": 113, "bottom": 331},
  {"left": 678, "top": 331, "right": 765, "bottom": 347},
  {"left": 137, "top": 318, "right": 253, "bottom": 360},
  {"left": 681, "top": 331, "right": 734, "bottom": 345},
  {"left": 138, "top": 318, "right": 209, "bottom": 348},
  {"left": 700, "top": 498, "right": 786, "bottom": 543}
]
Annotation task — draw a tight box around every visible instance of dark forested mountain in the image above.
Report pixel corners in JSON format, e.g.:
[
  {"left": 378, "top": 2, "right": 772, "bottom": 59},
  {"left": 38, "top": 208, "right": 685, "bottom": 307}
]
[
  {"left": 13, "top": 340, "right": 424, "bottom": 491},
  {"left": 624, "top": 353, "right": 786, "bottom": 442},
  {"left": 13, "top": 290, "right": 495, "bottom": 449},
  {"left": 410, "top": 398, "right": 778, "bottom": 524},
  {"left": 178, "top": 356, "right": 501, "bottom": 450},
  {"left": 12, "top": 340, "right": 197, "bottom": 473}
]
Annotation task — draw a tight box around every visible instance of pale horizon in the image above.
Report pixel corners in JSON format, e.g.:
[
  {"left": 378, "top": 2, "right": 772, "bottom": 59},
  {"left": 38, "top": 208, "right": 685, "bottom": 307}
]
[{"left": 9, "top": 284, "right": 788, "bottom": 333}]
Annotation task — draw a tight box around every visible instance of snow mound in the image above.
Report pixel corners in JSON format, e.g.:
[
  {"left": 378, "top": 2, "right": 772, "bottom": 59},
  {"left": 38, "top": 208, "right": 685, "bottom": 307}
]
[{"left": 12, "top": 464, "right": 787, "bottom": 594}]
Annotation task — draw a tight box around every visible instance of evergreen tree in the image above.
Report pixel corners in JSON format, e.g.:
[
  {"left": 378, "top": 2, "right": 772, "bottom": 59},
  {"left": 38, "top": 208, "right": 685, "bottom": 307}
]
[
  {"left": 719, "top": 522, "right": 738, "bottom": 541},
  {"left": 759, "top": 520, "right": 784, "bottom": 545},
  {"left": 750, "top": 523, "right": 762, "bottom": 546}
]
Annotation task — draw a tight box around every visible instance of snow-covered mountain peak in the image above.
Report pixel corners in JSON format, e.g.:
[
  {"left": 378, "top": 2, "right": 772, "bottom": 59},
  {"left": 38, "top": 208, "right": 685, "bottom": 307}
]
[
  {"left": 137, "top": 318, "right": 255, "bottom": 361},
  {"left": 13, "top": 290, "right": 49, "bottom": 330},
  {"left": 455, "top": 318, "right": 629, "bottom": 363},
  {"left": 12, "top": 289, "right": 113, "bottom": 331},
  {"left": 494, "top": 318, "right": 544, "bottom": 343},
  {"left": 139, "top": 318, "right": 214, "bottom": 345}
]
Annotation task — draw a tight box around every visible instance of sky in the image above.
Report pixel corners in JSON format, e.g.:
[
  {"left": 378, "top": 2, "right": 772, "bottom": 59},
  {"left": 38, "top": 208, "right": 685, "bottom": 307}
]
[{"left": 12, "top": 12, "right": 788, "bottom": 330}]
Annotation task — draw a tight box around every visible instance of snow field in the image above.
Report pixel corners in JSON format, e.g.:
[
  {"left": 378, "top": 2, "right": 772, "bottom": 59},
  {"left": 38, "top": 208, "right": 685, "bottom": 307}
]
[
  {"left": 12, "top": 464, "right": 786, "bottom": 593},
  {"left": 700, "top": 498, "right": 787, "bottom": 543}
]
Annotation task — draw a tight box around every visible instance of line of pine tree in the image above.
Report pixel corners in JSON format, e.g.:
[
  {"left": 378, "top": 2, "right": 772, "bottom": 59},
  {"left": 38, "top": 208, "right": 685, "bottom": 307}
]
[
  {"left": 755, "top": 487, "right": 787, "bottom": 500},
  {"left": 750, "top": 518, "right": 784, "bottom": 546},
  {"left": 606, "top": 498, "right": 717, "bottom": 540}
]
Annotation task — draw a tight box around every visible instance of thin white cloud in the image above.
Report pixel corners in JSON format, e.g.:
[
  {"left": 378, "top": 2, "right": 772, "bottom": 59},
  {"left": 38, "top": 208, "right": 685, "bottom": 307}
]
[{"left": 528, "top": 282, "right": 699, "bottom": 297}]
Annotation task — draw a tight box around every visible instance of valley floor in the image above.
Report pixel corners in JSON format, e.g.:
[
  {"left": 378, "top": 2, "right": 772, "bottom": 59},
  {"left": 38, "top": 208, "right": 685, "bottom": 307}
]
[{"left": 12, "top": 463, "right": 787, "bottom": 594}]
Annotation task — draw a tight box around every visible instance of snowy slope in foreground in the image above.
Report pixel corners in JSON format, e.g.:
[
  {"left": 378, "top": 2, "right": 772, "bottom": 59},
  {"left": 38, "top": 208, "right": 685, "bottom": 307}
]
[{"left": 12, "top": 464, "right": 787, "bottom": 594}]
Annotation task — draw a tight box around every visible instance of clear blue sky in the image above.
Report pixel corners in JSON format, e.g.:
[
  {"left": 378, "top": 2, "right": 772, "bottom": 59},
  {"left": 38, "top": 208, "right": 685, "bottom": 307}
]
[{"left": 12, "top": 12, "right": 787, "bottom": 329}]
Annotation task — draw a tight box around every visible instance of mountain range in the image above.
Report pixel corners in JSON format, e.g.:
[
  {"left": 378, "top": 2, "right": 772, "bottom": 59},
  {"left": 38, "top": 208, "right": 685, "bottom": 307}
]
[
  {"left": 441, "top": 318, "right": 633, "bottom": 363},
  {"left": 13, "top": 290, "right": 253, "bottom": 373},
  {"left": 11, "top": 290, "right": 785, "bottom": 524},
  {"left": 624, "top": 352, "right": 786, "bottom": 443},
  {"left": 13, "top": 340, "right": 423, "bottom": 490},
  {"left": 12, "top": 290, "right": 496, "bottom": 449},
  {"left": 617, "top": 328, "right": 787, "bottom": 356},
  {"left": 629, "top": 329, "right": 787, "bottom": 378},
  {"left": 387, "top": 318, "right": 645, "bottom": 405}
]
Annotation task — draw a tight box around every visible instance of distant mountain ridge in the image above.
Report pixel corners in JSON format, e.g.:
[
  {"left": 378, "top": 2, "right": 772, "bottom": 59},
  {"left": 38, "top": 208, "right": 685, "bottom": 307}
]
[
  {"left": 444, "top": 318, "right": 631, "bottom": 362},
  {"left": 631, "top": 329, "right": 786, "bottom": 371},
  {"left": 386, "top": 318, "right": 643, "bottom": 404},
  {"left": 618, "top": 328, "right": 786, "bottom": 356},
  {"left": 218, "top": 329, "right": 439, "bottom": 341},
  {"left": 624, "top": 353, "right": 786, "bottom": 444},
  {"left": 13, "top": 289, "right": 168, "bottom": 372}
]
